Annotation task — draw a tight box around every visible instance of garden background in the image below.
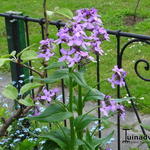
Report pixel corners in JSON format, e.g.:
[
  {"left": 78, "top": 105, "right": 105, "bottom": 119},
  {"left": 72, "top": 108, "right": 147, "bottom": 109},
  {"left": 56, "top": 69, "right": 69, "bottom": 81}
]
[{"left": 0, "top": 0, "right": 150, "bottom": 113}]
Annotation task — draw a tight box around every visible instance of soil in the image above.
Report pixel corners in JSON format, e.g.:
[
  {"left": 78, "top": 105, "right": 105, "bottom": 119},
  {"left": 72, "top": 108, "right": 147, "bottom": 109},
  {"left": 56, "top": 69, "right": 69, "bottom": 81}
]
[{"left": 123, "top": 15, "right": 145, "bottom": 26}]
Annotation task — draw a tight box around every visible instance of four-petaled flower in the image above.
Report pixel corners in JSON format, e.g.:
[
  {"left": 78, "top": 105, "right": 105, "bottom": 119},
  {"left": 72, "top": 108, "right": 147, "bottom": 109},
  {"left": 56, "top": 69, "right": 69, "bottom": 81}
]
[
  {"left": 38, "top": 39, "right": 55, "bottom": 61},
  {"left": 37, "top": 88, "right": 59, "bottom": 102},
  {"left": 100, "top": 95, "right": 126, "bottom": 120},
  {"left": 108, "top": 65, "right": 127, "bottom": 88}
]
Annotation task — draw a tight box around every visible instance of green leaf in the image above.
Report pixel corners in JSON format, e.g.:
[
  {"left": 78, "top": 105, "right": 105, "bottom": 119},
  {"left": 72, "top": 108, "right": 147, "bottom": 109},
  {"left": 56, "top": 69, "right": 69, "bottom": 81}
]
[
  {"left": 21, "top": 50, "right": 38, "bottom": 62},
  {"left": 141, "top": 124, "right": 150, "bottom": 131},
  {"left": 95, "top": 131, "right": 114, "bottom": 148},
  {"left": 84, "top": 88, "right": 105, "bottom": 101},
  {"left": 70, "top": 71, "right": 88, "bottom": 88},
  {"left": 46, "top": 62, "right": 66, "bottom": 70},
  {"left": 74, "top": 115, "right": 99, "bottom": 131},
  {"left": 15, "top": 139, "right": 36, "bottom": 150},
  {"left": 29, "top": 103, "right": 72, "bottom": 123},
  {"left": 20, "top": 82, "right": 42, "bottom": 95},
  {"left": 41, "top": 69, "right": 69, "bottom": 83},
  {"left": 0, "top": 58, "right": 11, "bottom": 67},
  {"left": 42, "top": 140, "right": 61, "bottom": 150},
  {"left": 55, "top": 8, "right": 73, "bottom": 19},
  {"left": 2, "top": 84, "right": 18, "bottom": 100},
  {"left": 113, "top": 97, "right": 135, "bottom": 103},
  {"left": 83, "top": 130, "right": 114, "bottom": 149},
  {"left": 34, "top": 112, "right": 72, "bottom": 122},
  {"left": 17, "top": 44, "right": 36, "bottom": 57},
  {"left": 40, "top": 128, "right": 71, "bottom": 150},
  {"left": 19, "top": 96, "right": 35, "bottom": 106}
]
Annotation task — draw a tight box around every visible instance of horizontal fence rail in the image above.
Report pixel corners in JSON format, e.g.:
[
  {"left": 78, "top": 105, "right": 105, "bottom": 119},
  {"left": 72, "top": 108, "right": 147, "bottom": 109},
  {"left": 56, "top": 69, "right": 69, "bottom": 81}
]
[
  {"left": 0, "top": 12, "right": 150, "bottom": 150},
  {"left": 1, "top": 13, "right": 150, "bottom": 40}
]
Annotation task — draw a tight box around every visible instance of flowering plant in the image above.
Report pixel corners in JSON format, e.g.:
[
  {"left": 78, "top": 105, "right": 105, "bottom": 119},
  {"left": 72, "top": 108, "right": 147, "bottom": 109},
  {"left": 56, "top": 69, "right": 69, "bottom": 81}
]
[{"left": 0, "top": 7, "right": 130, "bottom": 150}]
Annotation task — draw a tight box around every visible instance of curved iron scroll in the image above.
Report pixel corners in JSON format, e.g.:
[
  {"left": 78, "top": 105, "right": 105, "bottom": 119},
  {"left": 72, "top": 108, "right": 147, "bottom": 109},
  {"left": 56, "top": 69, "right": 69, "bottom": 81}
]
[{"left": 134, "top": 59, "right": 150, "bottom": 82}]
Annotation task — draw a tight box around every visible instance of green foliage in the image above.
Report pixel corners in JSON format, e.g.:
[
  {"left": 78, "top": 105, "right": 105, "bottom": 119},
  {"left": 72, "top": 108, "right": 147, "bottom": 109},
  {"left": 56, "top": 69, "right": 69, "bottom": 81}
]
[
  {"left": 29, "top": 103, "right": 72, "bottom": 123},
  {"left": 0, "top": 58, "right": 11, "bottom": 67},
  {"left": 141, "top": 124, "right": 150, "bottom": 131},
  {"left": 82, "top": 130, "right": 114, "bottom": 150},
  {"left": 47, "top": 7, "right": 73, "bottom": 19},
  {"left": 19, "top": 96, "right": 35, "bottom": 106},
  {"left": 74, "top": 115, "right": 99, "bottom": 131},
  {"left": 20, "top": 82, "right": 42, "bottom": 95},
  {"left": 2, "top": 84, "right": 18, "bottom": 100},
  {"left": 45, "top": 62, "right": 66, "bottom": 70},
  {"left": 21, "top": 50, "right": 39, "bottom": 62},
  {"left": 41, "top": 69, "right": 69, "bottom": 83},
  {"left": 84, "top": 88, "right": 105, "bottom": 101},
  {"left": 70, "top": 71, "right": 88, "bottom": 88},
  {"left": 15, "top": 139, "right": 36, "bottom": 150}
]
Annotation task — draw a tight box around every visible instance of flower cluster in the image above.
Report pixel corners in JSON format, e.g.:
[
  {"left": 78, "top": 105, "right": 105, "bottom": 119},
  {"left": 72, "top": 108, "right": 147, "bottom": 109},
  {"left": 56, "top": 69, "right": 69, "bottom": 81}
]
[
  {"left": 38, "top": 39, "right": 55, "bottom": 61},
  {"left": 100, "top": 95, "right": 125, "bottom": 120},
  {"left": 108, "top": 65, "right": 127, "bottom": 88},
  {"left": 37, "top": 88, "right": 59, "bottom": 102},
  {"left": 56, "top": 8, "right": 109, "bottom": 67},
  {"left": 33, "top": 88, "right": 59, "bottom": 116}
]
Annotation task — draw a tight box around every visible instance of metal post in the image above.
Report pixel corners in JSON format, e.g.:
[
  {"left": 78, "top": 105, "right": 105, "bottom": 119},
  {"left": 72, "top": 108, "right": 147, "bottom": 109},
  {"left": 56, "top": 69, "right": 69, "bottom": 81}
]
[{"left": 5, "top": 11, "right": 29, "bottom": 89}]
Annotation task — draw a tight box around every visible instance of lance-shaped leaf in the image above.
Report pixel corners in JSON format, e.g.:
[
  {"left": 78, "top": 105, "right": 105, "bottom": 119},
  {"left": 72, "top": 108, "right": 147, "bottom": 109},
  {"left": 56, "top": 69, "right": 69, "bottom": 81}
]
[
  {"left": 113, "top": 97, "right": 135, "bottom": 103},
  {"left": 83, "top": 130, "right": 114, "bottom": 149},
  {"left": 94, "top": 131, "right": 114, "bottom": 148},
  {"left": 45, "top": 62, "right": 66, "bottom": 70},
  {"left": 70, "top": 71, "right": 88, "bottom": 88},
  {"left": 84, "top": 88, "right": 105, "bottom": 101},
  {"left": 74, "top": 115, "right": 99, "bottom": 131},
  {"left": 40, "top": 128, "right": 71, "bottom": 150},
  {"left": 41, "top": 69, "right": 69, "bottom": 84},
  {"left": 20, "top": 82, "right": 43, "bottom": 95},
  {"left": 2, "top": 84, "right": 18, "bottom": 100},
  {"left": 29, "top": 103, "right": 72, "bottom": 123}
]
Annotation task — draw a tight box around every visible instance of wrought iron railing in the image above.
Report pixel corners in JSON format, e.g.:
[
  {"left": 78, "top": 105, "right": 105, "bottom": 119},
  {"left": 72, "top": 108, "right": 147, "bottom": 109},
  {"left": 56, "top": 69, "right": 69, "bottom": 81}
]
[{"left": 0, "top": 12, "right": 150, "bottom": 150}]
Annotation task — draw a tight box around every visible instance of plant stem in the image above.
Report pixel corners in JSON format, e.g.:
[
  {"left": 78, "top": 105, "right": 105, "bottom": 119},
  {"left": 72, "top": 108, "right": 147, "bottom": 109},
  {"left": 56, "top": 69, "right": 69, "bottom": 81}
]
[
  {"left": 77, "top": 65, "right": 83, "bottom": 150},
  {"left": 78, "top": 85, "right": 82, "bottom": 116},
  {"left": 43, "top": 0, "right": 49, "bottom": 38},
  {"left": 13, "top": 60, "right": 43, "bottom": 78},
  {"left": 69, "top": 68, "right": 75, "bottom": 149},
  {"left": 134, "top": 0, "right": 141, "bottom": 21}
]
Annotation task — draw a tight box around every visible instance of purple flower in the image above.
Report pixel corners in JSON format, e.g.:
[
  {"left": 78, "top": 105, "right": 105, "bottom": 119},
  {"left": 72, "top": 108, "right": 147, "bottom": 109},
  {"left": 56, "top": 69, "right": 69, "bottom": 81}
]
[
  {"left": 33, "top": 106, "right": 41, "bottom": 116},
  {"left": 100, "top": 95, "right": 126, "bottom": 120},
  {"left": 108, "top": 65, "right": 127, "bottom": 88},
  {"left": 56, "top": 8, "right": 109, "bottom": 67},
  {"left": 38, "top": 39, "right": 55, "bottom": 61},
  {"left": 37, "top": 88, "right": 59, "bottom": 102}
]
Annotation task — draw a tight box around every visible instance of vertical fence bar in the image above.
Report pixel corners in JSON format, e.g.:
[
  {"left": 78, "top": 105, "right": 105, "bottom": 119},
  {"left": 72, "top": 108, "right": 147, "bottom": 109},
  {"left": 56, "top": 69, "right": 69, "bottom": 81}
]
[
  {"left": 116, "top": 30, "right": 121, "bottom": 150},
  {"left": 39, "top": 19, "right": 49, "bottom": 89},
  {"left": 56, "top": 22, "right": 67, "bottom": 127},
  {"left": 96, "top": 54, "right": 101, "bottom": 138},
  {"left": 5, "top": 11, "right": 29, "bottom": 90},
  {"left": 24, "top": 16, "right": 35, "bottom": 98}
]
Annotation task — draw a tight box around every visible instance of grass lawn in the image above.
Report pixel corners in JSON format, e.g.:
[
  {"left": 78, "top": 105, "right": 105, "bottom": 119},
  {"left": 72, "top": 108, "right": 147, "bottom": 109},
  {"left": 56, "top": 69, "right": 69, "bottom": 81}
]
[{"left": 0, "top": 0, "right": 150, "bottom": 113}]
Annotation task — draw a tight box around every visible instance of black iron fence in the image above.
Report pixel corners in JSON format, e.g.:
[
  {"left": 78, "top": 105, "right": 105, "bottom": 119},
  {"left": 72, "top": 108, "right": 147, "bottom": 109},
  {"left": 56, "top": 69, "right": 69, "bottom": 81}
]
[{"left": 0, "top": 12, "right": 150, "bottom": 150}]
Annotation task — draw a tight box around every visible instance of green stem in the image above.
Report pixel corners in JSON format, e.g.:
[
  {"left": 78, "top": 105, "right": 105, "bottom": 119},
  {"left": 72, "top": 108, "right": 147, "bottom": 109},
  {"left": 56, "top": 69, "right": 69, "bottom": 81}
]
[
  {"left": 69, "top": 68, "right": 75, "bottom": 149},
  {"left": 77, "top": 66, "right": 83, "bottom": 150},
  {"left": 78, "top": 85, "right": 82, "bottom": 115}
]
